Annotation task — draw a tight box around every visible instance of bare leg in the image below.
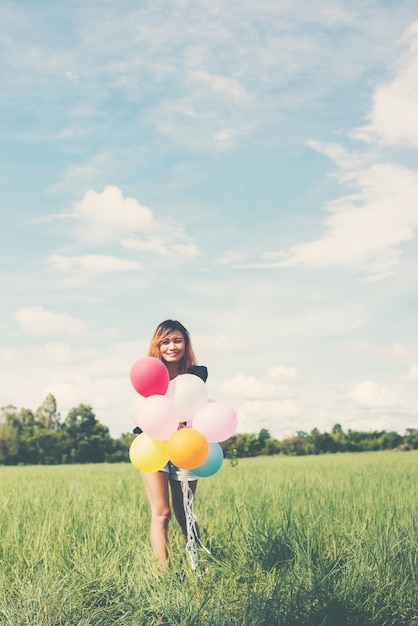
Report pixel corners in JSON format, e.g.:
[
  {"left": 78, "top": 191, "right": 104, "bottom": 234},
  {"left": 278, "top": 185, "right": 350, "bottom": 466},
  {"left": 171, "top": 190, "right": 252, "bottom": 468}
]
[
  {"left": 170, "top": 479, "right": 199, "bottom": 539},
  {"left": 140, "top": 471, "right": 171, "bottom": 563}
]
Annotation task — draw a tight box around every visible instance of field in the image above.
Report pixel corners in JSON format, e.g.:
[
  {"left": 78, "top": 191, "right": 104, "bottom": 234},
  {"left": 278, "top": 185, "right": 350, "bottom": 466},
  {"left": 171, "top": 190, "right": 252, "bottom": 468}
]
[{"left": 0, "top": 452, "right": 417, "bottom": 626}]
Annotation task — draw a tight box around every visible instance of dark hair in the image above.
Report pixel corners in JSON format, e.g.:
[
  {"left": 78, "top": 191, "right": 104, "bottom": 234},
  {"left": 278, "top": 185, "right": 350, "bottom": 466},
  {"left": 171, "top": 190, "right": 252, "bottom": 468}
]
[{"left": 148, "top": 319, "right": 196, "bottom": 373}]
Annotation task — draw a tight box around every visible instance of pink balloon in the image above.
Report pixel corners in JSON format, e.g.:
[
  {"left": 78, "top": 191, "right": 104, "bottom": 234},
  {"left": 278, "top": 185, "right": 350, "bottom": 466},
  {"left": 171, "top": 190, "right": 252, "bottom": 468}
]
[
  {"left": 135, "top": 395, "right": 179, "bottom": 439},
  {"left": 130, "top": 357, "right": 169, "bottom": 397},
  {"left": 191, "top": 401, "right": 238, "bottom": 442},
  {"left": 166, "top": 374, "right": 208, "bottom": 422}
]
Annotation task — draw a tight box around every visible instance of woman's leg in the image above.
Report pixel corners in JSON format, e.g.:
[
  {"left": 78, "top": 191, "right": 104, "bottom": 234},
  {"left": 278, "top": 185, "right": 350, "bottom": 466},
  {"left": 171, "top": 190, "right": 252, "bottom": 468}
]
[
  {"left": 170, "top": 479, "right": 199, "bottom": 539},
  {"left": 140, "top": 471, "right": 171, "bottom": 563}
]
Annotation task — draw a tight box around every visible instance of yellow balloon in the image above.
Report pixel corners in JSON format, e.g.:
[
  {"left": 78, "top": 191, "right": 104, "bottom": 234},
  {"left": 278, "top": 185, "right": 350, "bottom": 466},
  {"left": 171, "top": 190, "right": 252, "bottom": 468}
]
[
  {"left": 167, "top": 428, "right": 209, "bottom": 470},
  {"left": 129, "top": 434, "right": 168, "bottom": 472}
]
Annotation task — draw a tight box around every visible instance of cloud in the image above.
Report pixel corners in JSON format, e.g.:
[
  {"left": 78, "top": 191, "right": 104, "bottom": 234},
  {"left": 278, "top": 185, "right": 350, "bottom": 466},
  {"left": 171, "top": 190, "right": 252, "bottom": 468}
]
[
  {"left": 13, "top": 306, "right": 94, "bottom": 339},
  {"left": 3, "top": 0, "right": 414, "bottom": 155},
  {"left": 0, "top": 342, "right": 95, "bottom": 365},
  {"left": 216, "top": 251, "right": 248, "bottom": 265},
  {"left": 48, "top": 153, "right": 115, "bottom": 195},
  {"left": 352, "top": 22, "right": 418, "bottom": 148},
  {"left": 73, "top": 185, "right": 158, "bottom": 244},
  {"left": 265, "top": 161, "right": 418, "bottom": 280},
  {"left": 0, "top": 338, "right": 142, "bottom": 436},
  {"left": 265, "top": 365, "right": 301, "bottom": 383},
  {"left": 407, "top": 364, "right": 418, "bottom": 381},
  {"left": 337, "top": 340, "right": 415, "bottom": 360},
  {"left": 231, "top": 24, "right": 418, "bottom": 281},
  {"left": 194, "top": 333, "right": 250, "bottom": 355},
  {"left": 44, "top": 186, "right": 201, "bottom": 260},
  {"left": 217, "top": 367, "right": 303, "bottom": 436},
  {"left": 348, "top": 380, "right": 400, "bottom": 409},
  {"left": 221, "top": 369, "right": 298, "bottom": 401},
  {"left": 308, "top": 140, "right": 373, "bottom": 171},
  {"left": 235, "top": 398, "right": 300, "bottom": 436},
  {"left": 47, "top": 254, "right": 142, "bottom": 274},
  {"left": 191, "top": 71, "right": 248, "bottom": 100},
  {"left": 122, "top": 236, "right": 201, "bottom": 259}
]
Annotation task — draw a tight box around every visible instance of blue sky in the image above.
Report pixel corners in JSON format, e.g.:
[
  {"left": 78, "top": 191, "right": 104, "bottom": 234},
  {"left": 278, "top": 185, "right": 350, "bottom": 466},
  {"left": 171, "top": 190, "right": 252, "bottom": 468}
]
[{"left": 1, "top": 0, "right": 418, "bottom": 438}]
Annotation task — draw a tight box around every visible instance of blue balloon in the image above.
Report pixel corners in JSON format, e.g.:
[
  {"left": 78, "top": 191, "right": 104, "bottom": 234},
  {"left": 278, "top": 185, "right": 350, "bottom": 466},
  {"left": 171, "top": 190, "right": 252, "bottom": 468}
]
[{"left": 191, "top": 442, "right": 223, "bottom": 477}]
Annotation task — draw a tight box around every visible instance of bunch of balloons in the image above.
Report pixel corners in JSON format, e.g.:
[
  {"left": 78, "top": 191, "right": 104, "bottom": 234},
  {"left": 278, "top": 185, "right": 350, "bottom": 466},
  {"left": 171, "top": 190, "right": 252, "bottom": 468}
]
[{"left": 129, "top": 357, "right": 237, "bottom": 478}]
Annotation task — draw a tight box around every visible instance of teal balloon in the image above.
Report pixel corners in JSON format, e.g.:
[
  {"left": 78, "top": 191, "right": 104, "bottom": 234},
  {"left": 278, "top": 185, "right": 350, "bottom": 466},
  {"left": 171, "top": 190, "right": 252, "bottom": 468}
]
[{"left": 191, "top": 442, "right": 223, "bottom": 477}]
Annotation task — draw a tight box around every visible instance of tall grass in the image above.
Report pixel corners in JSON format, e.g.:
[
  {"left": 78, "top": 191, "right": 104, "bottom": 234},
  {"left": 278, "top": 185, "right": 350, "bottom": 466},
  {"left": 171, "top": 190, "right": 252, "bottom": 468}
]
[{"left": 0, "top": 452, "right": 416, "bottom": 625}]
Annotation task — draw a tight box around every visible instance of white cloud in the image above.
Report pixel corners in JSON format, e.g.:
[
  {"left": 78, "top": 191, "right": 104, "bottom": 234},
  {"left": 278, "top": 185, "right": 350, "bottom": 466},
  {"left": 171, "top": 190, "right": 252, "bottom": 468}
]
[
  {"left": 234, "top": 25, "right": 418, "bottom": 281},
  {"left": 13, "top": 306, "right": 94, "bottom": 339},
  {"left": 265, "top": 365, "right": 301, "bottom": 383},
  {"left": 122, "top": 236, "right": 200, "bottom": 259},
  {"left": 0, "top": 338, "right": 142, "bottom": 436},
  {"left": 274, "top": 162, "right": 418, "bottom": 280},
  {"left": 407, "top": 364, "right": 418, "bottom": 381},
  {"left": 73, "top": 185, "right": 157, "bottom": 244},
  {"left": 221, "top": 371, "right": 297, "bottom": 400},
  {"left": 236, "top": 398, "right": 300, "bottom": 436},
  {"left": 337, "top": 340, "right": 415, "bottom": 361},
  {"left": 45, "top": 186, "right": 201, "bottom": 260},
  {"left": 216, "top": 251, "right": 248, "bottom": 265},
  {"left": 47, "top": 254, "right": 142, "bottom": 274},
  {"left": 352, "top": 21, "right": 418, "bottom": 148},
  {"left": 48, "top": 153, "right": 115, "bottom": 195},
  {"left": 194, "top": 333, "right": 250, "bottom": 356},
  {"left": 0, "top": 342, "right": 96, "bottom": 366},
  {"left": 348, "top": 380, "right": 400, "bottom": 409},
  {"left": 308, "top": 140, "right": 373, "bottom": 170},
  {"left": 191, "top": 71, "right": 248, "bottom": 100}
]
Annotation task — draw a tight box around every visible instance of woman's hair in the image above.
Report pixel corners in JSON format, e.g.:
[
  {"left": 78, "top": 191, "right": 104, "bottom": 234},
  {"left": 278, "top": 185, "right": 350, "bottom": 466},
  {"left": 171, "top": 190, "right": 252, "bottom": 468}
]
[{"left": 148, "top": 319, "right": 196, "bottom": 373}]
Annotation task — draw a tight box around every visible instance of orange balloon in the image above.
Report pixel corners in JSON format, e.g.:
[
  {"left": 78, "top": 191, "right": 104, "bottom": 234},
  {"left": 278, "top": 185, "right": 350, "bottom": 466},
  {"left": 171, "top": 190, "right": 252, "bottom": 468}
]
[{"left": 167, "top": 428, "right": 209, "bottom": 470}]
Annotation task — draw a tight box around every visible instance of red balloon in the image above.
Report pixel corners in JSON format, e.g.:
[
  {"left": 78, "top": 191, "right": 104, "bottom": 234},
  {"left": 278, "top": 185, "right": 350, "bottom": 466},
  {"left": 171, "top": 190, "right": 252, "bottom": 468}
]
[{"left": 130, "top": 357, "right": 169, "bottom": 397}]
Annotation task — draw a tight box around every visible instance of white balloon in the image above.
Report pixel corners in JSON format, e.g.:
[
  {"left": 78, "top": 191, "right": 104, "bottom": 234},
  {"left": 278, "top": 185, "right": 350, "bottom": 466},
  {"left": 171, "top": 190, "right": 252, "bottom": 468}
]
[{"left": 166, "top": 374, "right": 208, "bottom": 422}]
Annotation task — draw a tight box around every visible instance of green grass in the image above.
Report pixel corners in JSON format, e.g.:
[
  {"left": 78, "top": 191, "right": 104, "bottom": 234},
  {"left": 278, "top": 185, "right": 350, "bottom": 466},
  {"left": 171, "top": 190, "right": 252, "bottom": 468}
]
[{"left": 0, "top": 452, "right": 417, "bottom": 625}]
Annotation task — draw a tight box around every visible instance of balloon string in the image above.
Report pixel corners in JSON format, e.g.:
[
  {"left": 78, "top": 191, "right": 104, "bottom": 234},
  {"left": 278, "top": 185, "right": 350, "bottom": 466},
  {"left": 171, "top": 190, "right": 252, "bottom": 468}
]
[{"left": 180, "top": 470, "right": 210, "bottom": 576}]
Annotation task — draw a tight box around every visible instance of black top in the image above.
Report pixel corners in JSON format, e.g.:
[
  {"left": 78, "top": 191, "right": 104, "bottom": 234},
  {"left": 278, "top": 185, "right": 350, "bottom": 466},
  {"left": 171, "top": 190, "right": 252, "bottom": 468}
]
[
  {"left": 186, "top": 365, "right": 208, "bottom": 382},
  {"left": 133, "top": 365, "right": 208, "bottom": 434}
]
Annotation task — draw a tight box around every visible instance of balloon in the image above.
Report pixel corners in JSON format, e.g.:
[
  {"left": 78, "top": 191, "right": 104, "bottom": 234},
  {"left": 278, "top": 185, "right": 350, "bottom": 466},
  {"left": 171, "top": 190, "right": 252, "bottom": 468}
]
[
  {"left": 130, "top": 357, "right": 169, "bottom": 397},
  {"left": 135, "top": 395, "right": 180, "bottom": 439},
  {"left": 129, "top": 434, "right": 168, "bottom": 472},
  {"left": 167, "top": 428, "right": 209, "bottom": 470},
  {"left": 191, "top": 442, "right": 223, "bottom": 477},
  {"left": 166, "top": 374, "right": 208, "bottom": 422},
  {"left": 191, "top": 401, "right": 238, "bottom": 442}
]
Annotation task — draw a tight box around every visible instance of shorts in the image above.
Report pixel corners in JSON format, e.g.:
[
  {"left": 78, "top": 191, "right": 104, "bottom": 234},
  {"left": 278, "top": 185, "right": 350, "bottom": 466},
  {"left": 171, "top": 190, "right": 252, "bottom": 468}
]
[{"left": 160, "top": 461, "right": 199, "bottom": 482}]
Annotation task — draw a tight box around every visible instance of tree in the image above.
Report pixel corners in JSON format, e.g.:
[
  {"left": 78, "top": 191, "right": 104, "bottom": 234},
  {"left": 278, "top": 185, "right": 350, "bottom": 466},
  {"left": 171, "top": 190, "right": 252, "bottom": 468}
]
[
  {"left": 106, "top": 432, "right": 135, "bottom": 463},
  {"left": 404, "top": 428, "right": 418, "bottom": 450},
  {"left": 0, "top": 406, "right": 21, "bottom": 464},
  {"left": 233, "top": 433, "right": 259, "bottom": 457},
  {"left": 64, "top": 404, "right": 112, "bottom": 463},
  {"left": 377, "top": 431, "right": 403, "bottom": 450},
  {"left": 35, "top": 394, "right": 60, "bottom": 430},
  {"left": 0, "top": 423, "right": 19, "bottom": 464},
  {"left": 279, "top": 436, "right": 303, "bottom": 456},
  {"left": 257, "top": 428, "right": 271, "bottom": 453}
]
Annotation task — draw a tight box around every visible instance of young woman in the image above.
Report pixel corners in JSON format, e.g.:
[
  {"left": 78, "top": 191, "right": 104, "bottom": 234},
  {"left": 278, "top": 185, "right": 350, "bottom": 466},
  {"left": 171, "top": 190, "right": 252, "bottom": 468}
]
[{"left": 135, "top": 319, "right": 208, "bottom": 564}]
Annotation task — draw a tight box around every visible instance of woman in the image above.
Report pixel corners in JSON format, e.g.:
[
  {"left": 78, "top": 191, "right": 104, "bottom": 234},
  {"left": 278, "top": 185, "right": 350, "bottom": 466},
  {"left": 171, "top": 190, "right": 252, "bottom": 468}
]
[{"left": 136, "top": 319, "right": 208, "bottom": 564}]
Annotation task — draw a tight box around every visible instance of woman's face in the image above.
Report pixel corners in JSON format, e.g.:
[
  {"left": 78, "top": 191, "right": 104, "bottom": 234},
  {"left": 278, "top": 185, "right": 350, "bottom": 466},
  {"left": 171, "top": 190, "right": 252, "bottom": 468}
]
[{"left": 159, "top": 330, "right": 186, "bottom": 364}]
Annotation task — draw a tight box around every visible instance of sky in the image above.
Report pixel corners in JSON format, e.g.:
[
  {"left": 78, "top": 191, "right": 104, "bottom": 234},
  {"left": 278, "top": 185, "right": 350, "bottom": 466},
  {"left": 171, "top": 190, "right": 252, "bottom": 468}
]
[{"left": 1, "top": 0, "right": 418, "bottom": 440}]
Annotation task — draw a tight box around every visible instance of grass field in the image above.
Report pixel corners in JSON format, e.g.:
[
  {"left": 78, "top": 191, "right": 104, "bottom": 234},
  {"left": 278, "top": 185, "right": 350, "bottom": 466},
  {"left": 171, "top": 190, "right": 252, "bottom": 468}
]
[{"left": 0, "top": 452, "right": 417, "bottom": 626}]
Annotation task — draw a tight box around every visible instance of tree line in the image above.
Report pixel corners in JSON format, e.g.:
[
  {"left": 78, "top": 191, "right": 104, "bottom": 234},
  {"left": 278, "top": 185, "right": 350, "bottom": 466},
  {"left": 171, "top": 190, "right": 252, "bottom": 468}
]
[
  {"left": 223, "top": 424, "right": 418, "bottom": 459},
  {"left": 0, "top": 395, "right": 417, "bottom": 466}
]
